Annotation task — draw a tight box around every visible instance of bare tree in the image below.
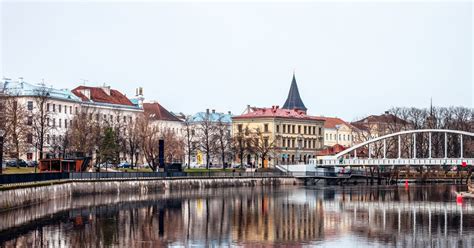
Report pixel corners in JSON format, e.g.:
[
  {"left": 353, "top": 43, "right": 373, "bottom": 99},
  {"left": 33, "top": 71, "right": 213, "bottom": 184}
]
[
  {"left": 214, "top": 113, "right": 232, "bottom": 168},
  {"left": 196, "top": 111, "right": 217, "bottom": 169},
  {"left": 125, "top": 116, "right": 141, "bottom": 169},
  {"left": 182, "top": 115, "right": 196, "bottom": 168},
  {"left": 3, "top": 95, "right": 30, "bottom": 161},
  {"left": 250, "top": 128, "right": 277, "bottom": 169},
  {"left": 32, "top": 85, "right": 53, "bottom": 160},
  {"left": 137, "top": 114, "right": 161, "bottom": 171},
  {"left": 162, "top": 129, "right": 184, "bottom": 163},
  {"left": 66, "top": 107, "right": 102, "bottom": 158}
]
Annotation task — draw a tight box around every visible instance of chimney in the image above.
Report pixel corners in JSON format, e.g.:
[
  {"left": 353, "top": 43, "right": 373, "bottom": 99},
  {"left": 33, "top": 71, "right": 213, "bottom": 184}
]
[
  {"left": 18, "top": 77, "right": 24, "bottom": 83},
  {"left": 228, "top": 111, "right": 231, "bottom": 115},
  {"left": 135, "top": 87, "right": 145, "bottom": 108},
  {"left": 212, "top": 109, "right": 215, "bottom": 114},
  {"left": 247, "top": 105, "right": 251, "bottom": 113},
  {"left": 384, "top": 111, "right": 389, "bottom": 115},
  {"left": 80, "top": 89, "right": 91, "bottom": 100},
  {"left": 101, "top": 85, "right": 111, "bottom": 95}
]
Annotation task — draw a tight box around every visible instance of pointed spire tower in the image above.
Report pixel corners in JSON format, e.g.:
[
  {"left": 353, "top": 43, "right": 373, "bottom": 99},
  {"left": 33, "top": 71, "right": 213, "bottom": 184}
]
[{"left": 282, "top": 73, "right": 307, "bottom": 112}]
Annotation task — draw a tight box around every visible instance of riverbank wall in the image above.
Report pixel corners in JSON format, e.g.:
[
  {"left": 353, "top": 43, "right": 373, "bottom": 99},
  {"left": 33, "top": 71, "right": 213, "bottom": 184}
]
[{"left": 0, "top": 177, "right": 300, "bottom": 210}]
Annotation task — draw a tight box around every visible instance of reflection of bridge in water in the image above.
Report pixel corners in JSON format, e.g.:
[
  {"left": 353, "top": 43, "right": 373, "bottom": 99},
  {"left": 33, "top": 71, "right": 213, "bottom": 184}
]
[{"left": 322, "top": 199, "right": 473, "bottom": 247}]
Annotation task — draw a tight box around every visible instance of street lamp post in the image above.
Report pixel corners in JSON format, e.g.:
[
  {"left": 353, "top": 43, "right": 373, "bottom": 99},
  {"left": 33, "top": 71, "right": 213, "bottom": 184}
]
[{"left": 0, "top": 129, "right": 4, "bottom": 175}]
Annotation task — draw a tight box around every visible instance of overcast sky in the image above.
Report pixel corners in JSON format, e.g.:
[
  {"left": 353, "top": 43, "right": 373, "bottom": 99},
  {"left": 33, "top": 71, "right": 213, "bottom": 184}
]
[{"left": 1, "top": 1, "right": 472, "bottom": 121}]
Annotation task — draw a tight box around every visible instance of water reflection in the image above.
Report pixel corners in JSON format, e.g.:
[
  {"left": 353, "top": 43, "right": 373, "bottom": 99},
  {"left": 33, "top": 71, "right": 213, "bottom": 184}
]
[{"left": 1, "top": 185, "right": 473, "bottom": 247}]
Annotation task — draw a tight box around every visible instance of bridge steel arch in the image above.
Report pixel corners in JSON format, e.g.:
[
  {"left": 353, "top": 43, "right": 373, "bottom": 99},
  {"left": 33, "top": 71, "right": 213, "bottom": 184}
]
[{"left": 333, "top": 129, "right": 473, "bottom": 159}]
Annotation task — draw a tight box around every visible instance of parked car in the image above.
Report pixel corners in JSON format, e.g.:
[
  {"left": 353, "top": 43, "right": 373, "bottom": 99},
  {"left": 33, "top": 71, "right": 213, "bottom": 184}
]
[
  {"left": 27, "top": 161, "right": 38, "bottom": 167},
  {"left": 6, "top": 159, "right": 28, "bottom": 167},
  {"left": 95, "top": 162, "right": 115, "bottom": 168},
  {"left": 118, "top": 162, "right": 131, "bottom": 168}
]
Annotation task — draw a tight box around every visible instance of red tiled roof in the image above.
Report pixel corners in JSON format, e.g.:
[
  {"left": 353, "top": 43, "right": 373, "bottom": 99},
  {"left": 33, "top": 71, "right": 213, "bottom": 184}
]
[
  {"left": 317, "top": 117, "right": 351, "bottom": 129},
  {"left": 317, "top": 144, "right": 347, "bottom": 156},
  {"left": 72, "top": 86, "right": 134, "bottom": 106},
  {"left": 353, "top": 113, "right": 409, "bottom": 125},
  {"left": 143, "top": 102, "right": 182, "bottom": 122},
  {"left": 233, "top": 106, "right": 325, "bottom": 121}
]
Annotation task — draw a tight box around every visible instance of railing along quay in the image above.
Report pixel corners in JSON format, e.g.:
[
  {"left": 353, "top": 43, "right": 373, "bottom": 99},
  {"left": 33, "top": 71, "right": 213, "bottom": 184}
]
[{"left": 0, "top": 171, "right": 290, "bottom": 186}]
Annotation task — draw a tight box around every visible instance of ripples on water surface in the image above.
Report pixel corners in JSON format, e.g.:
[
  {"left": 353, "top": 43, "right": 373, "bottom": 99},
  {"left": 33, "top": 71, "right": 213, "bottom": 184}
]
[{"left": 0, "top": 185, "right": 473, "bottom": 247}]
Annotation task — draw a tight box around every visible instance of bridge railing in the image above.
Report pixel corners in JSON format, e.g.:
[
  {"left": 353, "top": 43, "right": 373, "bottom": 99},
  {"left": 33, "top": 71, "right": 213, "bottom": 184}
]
[
  {"left": 0, "top": 172, "right": 70, "bottom": 185},
  {"left": 315, "top": 158, "right": 474, "bottom": 167},
  {"left": 0, "top": 171, "right": 289, "bottom": 185}
]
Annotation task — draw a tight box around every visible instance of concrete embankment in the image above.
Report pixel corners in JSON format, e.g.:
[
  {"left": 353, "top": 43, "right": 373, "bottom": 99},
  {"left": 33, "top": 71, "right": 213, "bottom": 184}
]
[{"left": 0, "top": 177, "right": 299, "bottom": 210}]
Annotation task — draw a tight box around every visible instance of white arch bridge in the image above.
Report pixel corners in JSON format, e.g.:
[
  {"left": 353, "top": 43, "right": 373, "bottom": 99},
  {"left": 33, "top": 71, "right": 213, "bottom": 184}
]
[{"left": 310, "top": 129, "right": 474, "bottom": 167}]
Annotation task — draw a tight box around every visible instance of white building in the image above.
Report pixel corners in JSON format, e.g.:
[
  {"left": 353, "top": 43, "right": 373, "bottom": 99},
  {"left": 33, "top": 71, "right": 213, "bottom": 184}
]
[
  {"left": 318, "top": 117, "right": 357, "bottom": 148},
  {"left": 1, "top": 78, "right": 82, "bottom": 161},
  {"left": 1, "top": 78, "right": 147, "bottom": 163},
  {"left": 143, "top": 102, "right": 184, "bottom": 138}
]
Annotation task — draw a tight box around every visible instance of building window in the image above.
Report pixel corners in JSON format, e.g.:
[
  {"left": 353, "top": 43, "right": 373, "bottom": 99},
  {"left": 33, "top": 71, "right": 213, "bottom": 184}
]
[
  {"left": 313, "top": 140, "right": 316, "bottom": 148},
  {"left": 27, "top": 133, "right": 33, "bottom": 144},
  {"left": 237, "top": 124, "right": 243, "bottom": 133},
  {"left": 46, "top": 134, "right": 50, "bottom": 144},
  {"left": 282, "top": 125, "right": 286, "bottom": 133},
  {"left": 298, "top": 125, "right": 301, "bottom": 134},
  {"left": 276, "top": 125, "right": 280, "bottom": 133},
  {"left": 52, "top": 118, "right": 56, "bottom": 127},
  {"left": 47, "top": 103, "right": 50, "bottom": 112},
  {"left": 318, "top": 127, "right": 322, "bottom": 135},
  {"left": 52, "top": 135, "right": 56, "bottom": 144},
  {"left": 69, "top": 106, "right": 72, "bottom": 114},
  {"left": 59, "top": 118, "right": 62, "bottom": 128},
  {"left": 27, "top": 101, "right": 33, "bottom": 110},
  {"left": 53, "top": 104, "right": 56, "bottom": 112},
  {"left": 264, "top": 124, "right": 269, "bottom": 132},
  {"left": 292, "top": 125, "right": 295, "bottom": 134},
  {"left": 75, "top": 107, "right": 78, "bottom": 114},
  {"left": 27, "top": 116, "right": 33, "bottom": 126},
  {"left": 65, "top": 119, "right": 68, "bottom": 128},
  {"left": 264, "top": 137, "right": 269, "bottom": 147},
  {"left": 59, "top": 105, "right": 62, "bottom": 113},
  {"left": 123, "top": 116, "right": 126, "bottom": 123},
  {"left": 304, "top": 126, "right": 307, "bottom": 134}
]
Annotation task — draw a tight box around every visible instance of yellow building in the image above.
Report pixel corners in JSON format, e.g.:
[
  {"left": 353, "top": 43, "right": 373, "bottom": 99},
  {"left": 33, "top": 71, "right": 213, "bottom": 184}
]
[{"left": 232, "top": 74, "right": 325, "bottom": 167}]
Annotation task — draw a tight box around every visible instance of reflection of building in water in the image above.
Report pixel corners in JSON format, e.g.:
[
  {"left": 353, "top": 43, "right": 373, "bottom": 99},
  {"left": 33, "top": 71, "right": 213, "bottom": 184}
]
[{"left": 2, "top": 186, "right": 474, "bottom": 247}]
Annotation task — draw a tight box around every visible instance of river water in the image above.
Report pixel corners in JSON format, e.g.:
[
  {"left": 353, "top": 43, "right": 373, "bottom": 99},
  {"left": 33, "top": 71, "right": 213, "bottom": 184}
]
[{"left": 0, "top": 184, "right": 472, "bottom": 247}]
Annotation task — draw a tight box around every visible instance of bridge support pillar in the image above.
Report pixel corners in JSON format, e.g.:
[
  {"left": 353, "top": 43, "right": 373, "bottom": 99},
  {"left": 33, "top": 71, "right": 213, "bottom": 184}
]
[
  {"left": 429, "top": 132, "right": 432, "bottom": 158},
  {"left": 398, "top": 135, "right": 401, "bottom": 159},
  {"left": 413, "top": 133, "right": 416, "bottom": 159},
  {"left": 444, "top": 132, "right": 448, "bottom": 158}
]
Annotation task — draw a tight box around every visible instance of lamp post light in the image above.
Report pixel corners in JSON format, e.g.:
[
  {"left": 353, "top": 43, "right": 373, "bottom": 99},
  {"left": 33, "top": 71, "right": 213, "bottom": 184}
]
[{"left": 0, "top": 129, "right": 4, "bottom": 175}]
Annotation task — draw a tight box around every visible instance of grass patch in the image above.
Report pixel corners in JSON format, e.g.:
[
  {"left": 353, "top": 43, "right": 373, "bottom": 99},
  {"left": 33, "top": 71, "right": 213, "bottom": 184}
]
[{"left": 2, "top": 167, "right": 36, "bottom": 174}]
